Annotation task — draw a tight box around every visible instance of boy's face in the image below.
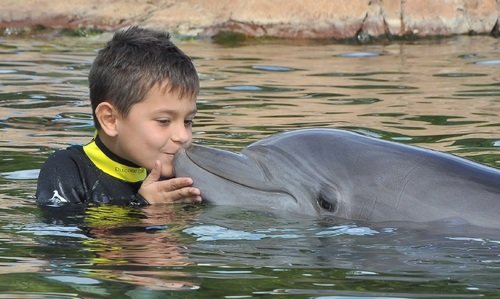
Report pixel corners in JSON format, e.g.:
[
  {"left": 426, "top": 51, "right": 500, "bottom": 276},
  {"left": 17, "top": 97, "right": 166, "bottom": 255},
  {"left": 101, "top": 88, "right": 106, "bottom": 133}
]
[{"left": 113, "top": 83, "right": 197, "bottom": 177}]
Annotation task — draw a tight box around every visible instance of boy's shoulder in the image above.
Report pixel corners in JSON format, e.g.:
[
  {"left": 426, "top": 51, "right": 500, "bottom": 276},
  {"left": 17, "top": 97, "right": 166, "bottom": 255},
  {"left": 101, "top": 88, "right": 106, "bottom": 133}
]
[
  {"left": 36, "top": 144, "right": 89, "bottom": 206},
  {"left": 42, "top": 144, "right": 91, "bottom": 171},
  {"left": 47, "top": 144, "right": 85, "bottom": 160}
]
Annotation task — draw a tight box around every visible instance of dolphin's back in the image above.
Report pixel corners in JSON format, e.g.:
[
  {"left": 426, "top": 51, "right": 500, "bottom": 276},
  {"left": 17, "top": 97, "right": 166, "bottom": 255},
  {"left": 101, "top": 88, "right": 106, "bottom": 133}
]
[{"left": 244, "top": 129, "right": 500, "bottom": 227}]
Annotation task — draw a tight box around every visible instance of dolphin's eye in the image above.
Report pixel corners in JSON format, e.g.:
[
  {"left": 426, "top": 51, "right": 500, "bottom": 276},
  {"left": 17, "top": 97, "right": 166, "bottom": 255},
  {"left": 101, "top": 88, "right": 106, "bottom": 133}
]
[{"left": 318, "top": 196, "right": 335, "bottom": 211}]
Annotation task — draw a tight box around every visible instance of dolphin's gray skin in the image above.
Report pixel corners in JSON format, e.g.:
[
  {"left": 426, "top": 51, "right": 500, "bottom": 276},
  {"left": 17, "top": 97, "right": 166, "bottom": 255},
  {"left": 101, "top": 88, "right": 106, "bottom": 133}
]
[{"left": 173, "top": 129, "right": 500, "bottom": 228}]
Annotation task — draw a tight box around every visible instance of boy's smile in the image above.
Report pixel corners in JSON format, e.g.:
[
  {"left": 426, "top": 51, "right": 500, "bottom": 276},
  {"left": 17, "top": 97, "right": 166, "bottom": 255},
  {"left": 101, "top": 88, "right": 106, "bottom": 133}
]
[{"left": 105, "top": 82, "right": 197, "bottom": 178}]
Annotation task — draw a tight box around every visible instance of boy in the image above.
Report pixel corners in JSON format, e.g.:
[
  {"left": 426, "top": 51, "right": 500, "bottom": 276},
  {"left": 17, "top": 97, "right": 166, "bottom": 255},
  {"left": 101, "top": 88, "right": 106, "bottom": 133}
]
[{"left": 36, "top": 26, "right": 202, "bottom": 207}]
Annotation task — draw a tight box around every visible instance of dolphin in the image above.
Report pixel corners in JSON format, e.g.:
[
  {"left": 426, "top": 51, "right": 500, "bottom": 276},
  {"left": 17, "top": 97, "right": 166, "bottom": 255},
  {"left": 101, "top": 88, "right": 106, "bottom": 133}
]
[{"left": 173, "top": 128, "right": 500, "bottom": 229}]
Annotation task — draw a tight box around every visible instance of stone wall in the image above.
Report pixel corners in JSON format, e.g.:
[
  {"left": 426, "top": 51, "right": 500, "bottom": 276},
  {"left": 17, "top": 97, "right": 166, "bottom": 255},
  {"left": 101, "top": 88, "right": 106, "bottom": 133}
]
[{"left": 1, "top": 0, "right": 499, "bottom": 40}]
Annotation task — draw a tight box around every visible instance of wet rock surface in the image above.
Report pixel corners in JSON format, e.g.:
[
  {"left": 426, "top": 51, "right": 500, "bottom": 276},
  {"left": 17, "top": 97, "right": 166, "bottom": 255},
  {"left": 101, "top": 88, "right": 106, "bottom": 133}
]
[{"left": 1, "top": 0, "right": 499, "bottom": 40}]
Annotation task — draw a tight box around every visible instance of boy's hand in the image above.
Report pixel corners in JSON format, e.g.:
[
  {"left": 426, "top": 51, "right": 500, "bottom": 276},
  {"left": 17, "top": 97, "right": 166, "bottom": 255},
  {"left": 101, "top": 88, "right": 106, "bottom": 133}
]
[{"left": 138, "top": 160, "right": 202, "bottom": 204}]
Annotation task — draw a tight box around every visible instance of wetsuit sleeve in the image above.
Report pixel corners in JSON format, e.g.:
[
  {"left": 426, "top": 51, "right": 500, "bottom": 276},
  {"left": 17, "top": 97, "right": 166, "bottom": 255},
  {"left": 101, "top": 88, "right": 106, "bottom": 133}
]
[{"left": 36, "top": 149, "right": 86, "bottom": 206}]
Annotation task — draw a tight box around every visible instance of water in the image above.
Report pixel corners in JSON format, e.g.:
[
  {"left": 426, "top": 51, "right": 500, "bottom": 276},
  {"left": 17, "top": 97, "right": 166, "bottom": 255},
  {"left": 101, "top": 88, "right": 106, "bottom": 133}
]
[{"left": 1, "top": 33, "right": 500, "bottom": 298}]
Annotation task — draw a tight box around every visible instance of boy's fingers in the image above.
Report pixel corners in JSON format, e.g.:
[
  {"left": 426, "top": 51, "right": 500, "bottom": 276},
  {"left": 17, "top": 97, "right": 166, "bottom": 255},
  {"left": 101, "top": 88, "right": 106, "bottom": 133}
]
[
  {"left": 181, "top": 196, "right": 203, "bottom": 204},
  {"left": 143, "top": 160, "right": 161, "bottom": 186},
  {"left": 141, "top": 175, "right": 201, "bottom": 204},
  {"left": 164, "top": 177, "right": 194, "bottom": 191},
  {"left": 167, "top": 186, "right": 201, "bottom": 202}
]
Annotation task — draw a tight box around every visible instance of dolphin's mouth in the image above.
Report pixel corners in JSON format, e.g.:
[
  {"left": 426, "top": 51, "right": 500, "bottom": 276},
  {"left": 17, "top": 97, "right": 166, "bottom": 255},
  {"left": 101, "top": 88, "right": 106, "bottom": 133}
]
[{"left": 180, "top": 145, "right": 298, "bottom": 202}]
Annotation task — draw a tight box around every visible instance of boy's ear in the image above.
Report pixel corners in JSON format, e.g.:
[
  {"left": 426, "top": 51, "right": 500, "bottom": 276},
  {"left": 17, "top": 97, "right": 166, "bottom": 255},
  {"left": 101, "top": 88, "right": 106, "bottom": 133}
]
[{"left": 95, "top": 102, "right": 119, "bottom": 137}]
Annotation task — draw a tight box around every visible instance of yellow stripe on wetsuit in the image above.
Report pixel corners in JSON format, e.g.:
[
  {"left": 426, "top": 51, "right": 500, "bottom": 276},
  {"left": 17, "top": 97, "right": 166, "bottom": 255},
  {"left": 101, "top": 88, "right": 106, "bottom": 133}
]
[{"left": 83, "top": 140, "right": 146, "bottom": 182}]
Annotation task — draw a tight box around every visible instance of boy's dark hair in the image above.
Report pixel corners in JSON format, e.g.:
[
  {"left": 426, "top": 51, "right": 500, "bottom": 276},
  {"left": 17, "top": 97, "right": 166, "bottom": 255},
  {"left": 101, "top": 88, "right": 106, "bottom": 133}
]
[{"left": 88, "top": 26, "right": 199, "bottom": 129}]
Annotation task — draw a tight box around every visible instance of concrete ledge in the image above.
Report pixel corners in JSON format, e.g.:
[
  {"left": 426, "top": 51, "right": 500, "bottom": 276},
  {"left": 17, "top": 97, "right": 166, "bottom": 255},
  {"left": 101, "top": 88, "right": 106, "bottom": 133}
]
[{"left": 1, "top": 0, "right": 499, "bottom": 40}]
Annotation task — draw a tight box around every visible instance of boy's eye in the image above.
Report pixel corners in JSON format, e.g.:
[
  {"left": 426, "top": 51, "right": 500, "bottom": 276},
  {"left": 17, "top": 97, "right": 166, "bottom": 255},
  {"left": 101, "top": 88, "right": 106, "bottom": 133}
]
[
  {"left": 156, "top": 119, "right": 170, "bottom": 125},
  {"left": 185, "top": 119, "right": 194, "bottom": 127}
]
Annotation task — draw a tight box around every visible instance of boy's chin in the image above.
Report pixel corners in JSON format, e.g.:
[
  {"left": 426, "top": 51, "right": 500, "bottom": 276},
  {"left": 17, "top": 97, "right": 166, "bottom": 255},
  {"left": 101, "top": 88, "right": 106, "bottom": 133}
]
[{"left": 160, "top": 167, "right": 174, "bottom": 179}]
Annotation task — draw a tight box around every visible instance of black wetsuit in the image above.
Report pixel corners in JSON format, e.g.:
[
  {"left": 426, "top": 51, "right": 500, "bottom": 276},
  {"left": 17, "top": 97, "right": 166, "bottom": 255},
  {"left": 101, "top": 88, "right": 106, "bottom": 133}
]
[{"left": 36, "top": 136, "right": 149, "bottom": 207}]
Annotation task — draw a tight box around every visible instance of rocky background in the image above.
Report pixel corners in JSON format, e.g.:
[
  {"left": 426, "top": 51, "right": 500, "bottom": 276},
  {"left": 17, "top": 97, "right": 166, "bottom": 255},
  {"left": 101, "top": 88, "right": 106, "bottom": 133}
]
[{"left": 1, "top": 0, "right": 499, "bottom": 41}]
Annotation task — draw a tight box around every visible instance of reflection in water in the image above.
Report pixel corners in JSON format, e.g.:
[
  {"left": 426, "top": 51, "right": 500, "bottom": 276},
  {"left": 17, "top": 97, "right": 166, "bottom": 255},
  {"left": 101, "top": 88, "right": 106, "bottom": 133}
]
[
  {"left": 0, "top": 34, "right": 499, "bottom": 297},
  {"left": 42, "top": 204, "right": 202, "bottom": 291}
]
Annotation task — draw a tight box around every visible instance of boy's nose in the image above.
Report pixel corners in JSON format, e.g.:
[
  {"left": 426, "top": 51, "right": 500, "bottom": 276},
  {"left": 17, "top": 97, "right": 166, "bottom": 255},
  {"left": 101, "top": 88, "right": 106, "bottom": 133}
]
[{"left": 171, "top": 122, "right": 191, "bottom": 144}]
